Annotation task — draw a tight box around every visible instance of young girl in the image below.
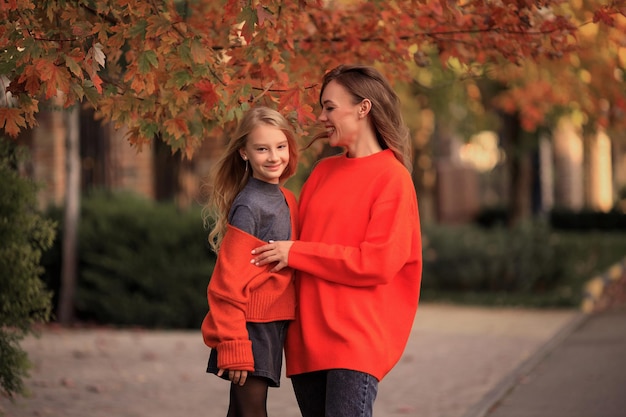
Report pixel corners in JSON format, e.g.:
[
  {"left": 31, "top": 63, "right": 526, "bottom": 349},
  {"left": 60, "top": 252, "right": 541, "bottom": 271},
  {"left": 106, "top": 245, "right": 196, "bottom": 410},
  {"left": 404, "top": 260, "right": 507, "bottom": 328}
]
[{"left": 201, "top": 106, "right": 299, "bottom": 417}]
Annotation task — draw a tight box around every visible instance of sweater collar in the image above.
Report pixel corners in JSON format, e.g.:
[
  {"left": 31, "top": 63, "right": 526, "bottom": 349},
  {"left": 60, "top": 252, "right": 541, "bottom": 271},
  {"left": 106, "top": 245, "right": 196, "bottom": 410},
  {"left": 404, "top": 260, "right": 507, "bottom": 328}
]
[
  {"left": 246, "top": 177, "right": 282, "bottom": 195},
  {"left": 341, "top": 148, "right": 393, "bottom": 163}
]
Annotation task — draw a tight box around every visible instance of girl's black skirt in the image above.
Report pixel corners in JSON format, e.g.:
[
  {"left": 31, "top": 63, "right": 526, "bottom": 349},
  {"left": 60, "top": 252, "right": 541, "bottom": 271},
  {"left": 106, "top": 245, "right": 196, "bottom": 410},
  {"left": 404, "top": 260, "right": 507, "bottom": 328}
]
[{"left": 207, "top": 320, "right": 289, "bottom": 387}]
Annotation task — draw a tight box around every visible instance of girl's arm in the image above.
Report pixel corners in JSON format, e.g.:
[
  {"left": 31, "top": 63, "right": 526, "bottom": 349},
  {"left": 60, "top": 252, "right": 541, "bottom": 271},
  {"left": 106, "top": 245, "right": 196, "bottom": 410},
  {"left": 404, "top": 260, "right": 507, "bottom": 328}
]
[{"left": 202, "top": 226, "right": 264, "bottom": 372}]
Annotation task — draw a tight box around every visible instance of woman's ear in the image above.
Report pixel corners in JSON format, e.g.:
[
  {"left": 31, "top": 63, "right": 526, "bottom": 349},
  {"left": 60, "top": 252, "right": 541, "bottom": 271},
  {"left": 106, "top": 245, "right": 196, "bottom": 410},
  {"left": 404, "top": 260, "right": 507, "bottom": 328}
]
[{"left": 359, "top": 99, "right": 372, "bottom": 118}]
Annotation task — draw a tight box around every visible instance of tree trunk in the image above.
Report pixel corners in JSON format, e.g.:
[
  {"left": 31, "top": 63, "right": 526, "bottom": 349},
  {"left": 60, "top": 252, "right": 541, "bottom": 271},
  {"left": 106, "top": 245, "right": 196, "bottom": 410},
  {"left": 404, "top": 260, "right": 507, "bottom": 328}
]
[
  {"left": 153, "top": 137, "right": 181, "bottom": 201},
  {"left": 57, "top": 106, "right": 80, "bottom": 324},
  {"left": 500, "top": 112, "right": 533, "bottom": 226}
]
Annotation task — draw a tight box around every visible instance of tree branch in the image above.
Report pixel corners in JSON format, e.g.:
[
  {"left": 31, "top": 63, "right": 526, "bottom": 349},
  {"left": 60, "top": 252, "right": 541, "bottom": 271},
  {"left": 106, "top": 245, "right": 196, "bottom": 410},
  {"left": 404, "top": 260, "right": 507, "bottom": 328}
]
[{"left": 80, "top": 3, "right": 118, "bottom": 25}]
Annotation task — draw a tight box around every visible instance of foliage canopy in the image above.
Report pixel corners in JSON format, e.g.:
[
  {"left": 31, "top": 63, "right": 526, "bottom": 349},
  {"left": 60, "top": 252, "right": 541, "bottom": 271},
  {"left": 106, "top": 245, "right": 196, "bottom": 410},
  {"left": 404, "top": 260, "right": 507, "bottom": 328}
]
[{"left": 1, "top": 1, "right": 624, "bottom": 155}]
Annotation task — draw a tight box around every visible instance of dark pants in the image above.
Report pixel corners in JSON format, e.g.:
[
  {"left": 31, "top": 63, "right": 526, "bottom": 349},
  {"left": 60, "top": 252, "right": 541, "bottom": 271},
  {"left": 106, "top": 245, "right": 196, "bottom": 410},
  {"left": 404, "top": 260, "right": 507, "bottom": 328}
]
[{"left": 291, "top": 369, "right": 378, "bottom": 417}]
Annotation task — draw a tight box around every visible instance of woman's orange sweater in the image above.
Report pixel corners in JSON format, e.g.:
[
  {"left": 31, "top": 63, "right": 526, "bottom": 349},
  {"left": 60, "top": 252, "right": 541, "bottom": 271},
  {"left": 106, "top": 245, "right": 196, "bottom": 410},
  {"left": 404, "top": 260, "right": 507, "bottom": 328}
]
[
  {"left": 285, "top": 150, "right": 422, "bottom": 381},
  {"left": 201, "top": 188, "right": 298, "bottom": 371}
]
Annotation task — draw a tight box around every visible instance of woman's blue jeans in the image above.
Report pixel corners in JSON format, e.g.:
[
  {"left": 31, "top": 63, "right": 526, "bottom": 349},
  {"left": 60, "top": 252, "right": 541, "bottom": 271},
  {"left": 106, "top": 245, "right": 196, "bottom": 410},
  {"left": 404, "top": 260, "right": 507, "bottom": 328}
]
[{"left": 291, "top": 369, "right": 378, "bottom": 417}]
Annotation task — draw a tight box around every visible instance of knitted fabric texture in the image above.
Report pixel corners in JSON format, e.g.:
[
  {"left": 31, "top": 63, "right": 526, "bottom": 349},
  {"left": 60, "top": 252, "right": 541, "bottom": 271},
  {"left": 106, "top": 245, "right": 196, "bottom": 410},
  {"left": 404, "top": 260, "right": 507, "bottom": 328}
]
[{"left": 285, "top": 150, "right": 422, "bottom": 381}]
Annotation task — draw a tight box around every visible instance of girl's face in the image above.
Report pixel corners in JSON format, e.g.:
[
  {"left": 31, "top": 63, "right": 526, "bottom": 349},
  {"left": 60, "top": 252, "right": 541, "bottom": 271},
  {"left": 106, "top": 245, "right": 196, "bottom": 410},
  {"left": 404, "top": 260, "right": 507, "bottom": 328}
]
[
  {"left": 240, "top": 124, "right": 290, "bottom": 184},
  {"left": 318, "top": 80, "right": 361, "bottom": 149}
]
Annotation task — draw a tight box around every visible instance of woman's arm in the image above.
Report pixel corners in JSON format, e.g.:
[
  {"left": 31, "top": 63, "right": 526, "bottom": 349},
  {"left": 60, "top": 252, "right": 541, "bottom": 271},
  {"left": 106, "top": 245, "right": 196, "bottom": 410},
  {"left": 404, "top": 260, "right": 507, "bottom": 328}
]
[{"left": 252, "top": 190, "right": 420, "bottom": 286}]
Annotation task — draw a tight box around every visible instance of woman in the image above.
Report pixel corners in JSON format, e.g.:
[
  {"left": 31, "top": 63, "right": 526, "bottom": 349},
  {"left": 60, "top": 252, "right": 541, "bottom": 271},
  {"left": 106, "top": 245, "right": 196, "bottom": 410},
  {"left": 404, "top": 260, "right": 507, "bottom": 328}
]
[{"left": 251, "top": 65, "right": 422, "bottom": 417}]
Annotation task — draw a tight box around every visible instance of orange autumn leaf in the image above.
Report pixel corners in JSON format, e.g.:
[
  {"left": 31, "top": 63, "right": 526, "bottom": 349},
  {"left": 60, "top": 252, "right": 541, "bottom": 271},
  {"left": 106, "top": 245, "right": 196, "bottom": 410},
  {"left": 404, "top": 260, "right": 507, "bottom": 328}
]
[
  {"left": 90, "top": 73, "right": 103, "bottom": 94},
  {"left": 196, "top": 80, "right": 219, "bottom": 108},
  {"left": 163, "top": 117, "right": 190, "bottom": 139},
  {"left": 0, "top": 108, "right": 27, "bottom": 137}
]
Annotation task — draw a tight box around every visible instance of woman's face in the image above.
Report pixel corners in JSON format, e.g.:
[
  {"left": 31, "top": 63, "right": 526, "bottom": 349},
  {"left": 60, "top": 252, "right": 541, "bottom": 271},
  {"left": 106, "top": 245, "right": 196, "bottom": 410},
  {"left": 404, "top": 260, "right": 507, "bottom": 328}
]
[{"left": 318, "top": 80, "right": 362, "bottom": 148}]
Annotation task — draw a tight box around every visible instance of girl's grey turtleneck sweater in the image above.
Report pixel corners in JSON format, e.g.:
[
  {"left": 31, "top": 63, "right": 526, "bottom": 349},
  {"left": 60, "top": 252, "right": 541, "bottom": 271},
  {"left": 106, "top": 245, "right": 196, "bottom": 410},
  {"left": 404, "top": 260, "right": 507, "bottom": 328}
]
[{"left": 228, "top": 177, "right": 292, "bottom": 242}]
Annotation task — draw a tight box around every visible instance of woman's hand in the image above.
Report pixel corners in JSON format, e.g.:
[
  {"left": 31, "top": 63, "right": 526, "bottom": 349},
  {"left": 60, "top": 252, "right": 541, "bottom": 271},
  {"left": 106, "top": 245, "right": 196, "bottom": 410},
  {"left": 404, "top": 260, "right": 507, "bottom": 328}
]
[
  {"left": 251, "top": 240, "right": 294, "bottom": 272},
  {"left": 217, "top": 368, "right": 248, "bottom": 386}
]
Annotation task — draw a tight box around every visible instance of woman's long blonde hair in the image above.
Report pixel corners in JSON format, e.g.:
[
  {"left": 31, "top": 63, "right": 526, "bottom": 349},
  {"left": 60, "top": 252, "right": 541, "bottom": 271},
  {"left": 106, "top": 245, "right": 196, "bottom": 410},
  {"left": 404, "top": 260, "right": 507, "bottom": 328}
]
[{"left": 204, "top": 106, "right": 298, "bottom": 253}]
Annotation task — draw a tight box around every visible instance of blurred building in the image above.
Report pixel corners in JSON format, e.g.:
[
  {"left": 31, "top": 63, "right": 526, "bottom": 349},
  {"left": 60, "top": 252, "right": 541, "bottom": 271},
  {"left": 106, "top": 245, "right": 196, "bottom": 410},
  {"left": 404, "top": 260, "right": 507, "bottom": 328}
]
[
  {"left": 552, "top": 116, "right": 616, "bottom": 213},
  {"left": 16, "top": 106, "right": 223, "bottom": 210},
  {"left": 13, "top": 107, "right": 626, "bottom": 221},
  {"left": 431, "top": 114, "right": 624, "bottom": 223}
]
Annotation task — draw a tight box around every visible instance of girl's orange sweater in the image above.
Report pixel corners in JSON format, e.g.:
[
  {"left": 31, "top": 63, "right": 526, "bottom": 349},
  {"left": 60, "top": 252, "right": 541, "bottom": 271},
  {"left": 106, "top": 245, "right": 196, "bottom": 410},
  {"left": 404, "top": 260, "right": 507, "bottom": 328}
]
[
  {"left": 201, "top": 188, "right": 298, "bottom": 372},
  {"left": 285, "top": 150, "right": 422, "bottom": 381}
]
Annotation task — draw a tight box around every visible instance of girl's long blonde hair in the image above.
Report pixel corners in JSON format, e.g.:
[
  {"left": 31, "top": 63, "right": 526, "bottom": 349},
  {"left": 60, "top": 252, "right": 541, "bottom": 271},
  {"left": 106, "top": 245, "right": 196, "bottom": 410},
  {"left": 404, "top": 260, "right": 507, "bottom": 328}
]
[{"left": 204, "top": 106, "right": 298, "bottom": 253}]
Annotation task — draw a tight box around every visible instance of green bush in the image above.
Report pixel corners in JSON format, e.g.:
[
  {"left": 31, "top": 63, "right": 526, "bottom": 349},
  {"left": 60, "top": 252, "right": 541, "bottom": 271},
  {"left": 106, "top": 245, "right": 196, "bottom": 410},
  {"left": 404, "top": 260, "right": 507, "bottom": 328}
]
[
  {"left": 550, "top": 208, "right": 626, "bottom": 231},
  {"left": 549, "top": 230, "right": 626, "bottom": 289},
  {"left": 0, "top": 139, "right": 55, "bottom": 398},
  {"left": 41, "top": 190, "right": 626, "bottom": 327},
  {"left": 421, "top": 221, "right": 626, "bottom": 308},
  {"left": 43, "top": 191, "right": 215, "bottom": 329},
  {"left": 422, "top": 221, "right": 559, "bottom": 292}
]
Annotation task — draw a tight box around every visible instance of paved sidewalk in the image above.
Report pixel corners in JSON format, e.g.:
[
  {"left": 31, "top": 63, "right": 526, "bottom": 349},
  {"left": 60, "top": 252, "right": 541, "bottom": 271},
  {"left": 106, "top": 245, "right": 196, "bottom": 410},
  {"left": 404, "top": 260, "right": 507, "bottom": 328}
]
[
  {"left": 464, "top": 306, "right": 626, "bottom": 417},
  {"left": 463, "top": 263, "right": 626, "bottom": 417},
  {"left": 0, "top": 303, "right": 578, "bottom": 417}
]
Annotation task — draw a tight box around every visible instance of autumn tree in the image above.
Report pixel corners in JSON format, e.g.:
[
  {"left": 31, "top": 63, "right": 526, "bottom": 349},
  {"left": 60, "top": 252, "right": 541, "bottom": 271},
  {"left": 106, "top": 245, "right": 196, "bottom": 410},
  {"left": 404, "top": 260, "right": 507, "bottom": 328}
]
[
  {"left": 491, "top": 1, "right": 626, "bottom": 133},
  {"left": 1, "top": 0, "right": 596, "bottom": 153},
  {"left": 480, "top": 1, "right": 626, "bottom": 222}
]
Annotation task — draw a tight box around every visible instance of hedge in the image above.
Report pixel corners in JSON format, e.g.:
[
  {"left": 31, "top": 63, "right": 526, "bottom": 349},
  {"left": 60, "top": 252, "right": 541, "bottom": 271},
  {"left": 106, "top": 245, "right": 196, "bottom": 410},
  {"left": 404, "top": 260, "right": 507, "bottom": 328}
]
[{"left": 42, "top": 191, "right": 215, "bottom": 329}]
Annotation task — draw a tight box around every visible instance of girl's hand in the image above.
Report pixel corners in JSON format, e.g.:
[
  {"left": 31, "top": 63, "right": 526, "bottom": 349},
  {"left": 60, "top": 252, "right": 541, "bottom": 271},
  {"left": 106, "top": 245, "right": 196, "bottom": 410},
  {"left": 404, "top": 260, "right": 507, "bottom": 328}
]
[
  {"left": 217, "top": 368, "right": 248, "bottom": 386},
  {"left": 251, "top": 240, "right": 294, "bottom": 272}
]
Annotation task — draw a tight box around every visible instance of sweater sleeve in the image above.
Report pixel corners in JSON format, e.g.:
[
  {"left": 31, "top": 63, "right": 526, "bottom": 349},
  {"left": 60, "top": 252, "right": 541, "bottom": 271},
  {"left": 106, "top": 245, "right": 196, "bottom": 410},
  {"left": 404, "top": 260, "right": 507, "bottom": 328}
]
[
  {"left": 201, "top": 226, "right": 261, "bottom": 371},
  {"left": 288, "top": 173, "right": 420, "bottom": 288}
]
